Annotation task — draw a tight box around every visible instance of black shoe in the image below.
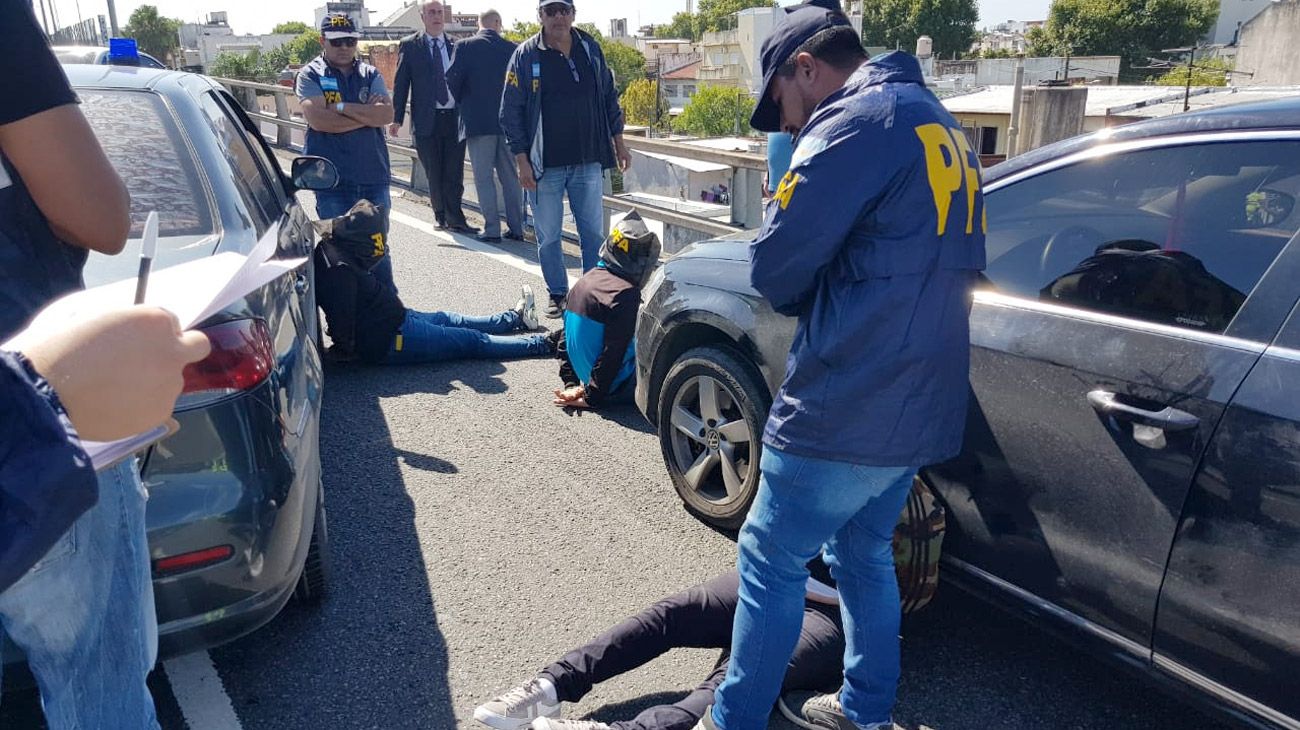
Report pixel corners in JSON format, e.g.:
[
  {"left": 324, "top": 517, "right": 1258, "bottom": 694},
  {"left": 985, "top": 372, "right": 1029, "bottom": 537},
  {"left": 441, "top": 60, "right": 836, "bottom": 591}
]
[
  {"left": 449, "top": 223, "right": 481, "bottom": 235},
  {"left": 544, "top": 295, "right": 565, "bottom": 319},
  {"left": 476, "top": 233, "right": 503, "bottom": 243},
  {"left": 434, "top": 218, "right": 448, "bottom": 231},
  {"left": 801, "top": 693, "right": 898, "bottom": 730},
  {"left": 504, "top": 230, "right": 526, "bottom": 242}
]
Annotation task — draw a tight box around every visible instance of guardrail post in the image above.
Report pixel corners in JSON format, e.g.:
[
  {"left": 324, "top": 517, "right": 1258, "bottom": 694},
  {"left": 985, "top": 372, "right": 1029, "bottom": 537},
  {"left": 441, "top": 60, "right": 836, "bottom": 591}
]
[
  {"left": 409, "top": 147, "right": 430, "bottom": 196},
  {"left": 273, "top": 92, "right": 291, "bottom": 148},
  {"left": 602, "top": 169, "right": 613, "bottom": 236},
  {"left": 730, "top": 167, "right": 763, "bottom": 229}
]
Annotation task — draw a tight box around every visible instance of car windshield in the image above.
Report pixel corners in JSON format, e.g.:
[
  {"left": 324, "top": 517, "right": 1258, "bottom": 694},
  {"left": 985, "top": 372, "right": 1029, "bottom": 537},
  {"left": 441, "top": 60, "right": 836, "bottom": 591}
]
[
  {"left": 77, "top": 89, "right": 217, "bottom": 287},
  {"left": 52, "top": 48, "right": 100, "bottom": 64}
]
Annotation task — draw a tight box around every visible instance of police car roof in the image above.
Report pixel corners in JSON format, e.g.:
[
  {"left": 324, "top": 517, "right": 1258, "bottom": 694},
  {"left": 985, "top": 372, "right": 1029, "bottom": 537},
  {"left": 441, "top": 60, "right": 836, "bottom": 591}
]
[
  {"left": 986, "top": 95, "right": 1300, "bottom": 184},
  {"left": 62, "top": 63, "right": 185, "bottom": 91}
]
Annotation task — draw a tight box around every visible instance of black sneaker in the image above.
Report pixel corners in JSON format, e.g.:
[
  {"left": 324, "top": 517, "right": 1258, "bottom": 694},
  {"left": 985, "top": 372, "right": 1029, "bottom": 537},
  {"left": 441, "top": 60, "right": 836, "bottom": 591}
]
[{"left": 544, "top": 295, "right": 565, "bottom": 319}]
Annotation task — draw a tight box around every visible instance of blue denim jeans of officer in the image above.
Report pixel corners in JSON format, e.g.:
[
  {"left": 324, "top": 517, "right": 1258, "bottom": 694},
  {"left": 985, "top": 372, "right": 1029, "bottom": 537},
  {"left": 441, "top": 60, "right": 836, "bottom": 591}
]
[
  {"left": 316, "top": 182, "right": 397, "bottom": 295},
  {"left": 527, "top": 163, "right": 604, "bottom": 298},
  {"left": 383, "top": 309, "right": 550, "bottom": 364},
  {"left": 711, "top": 449, "right": 916, "bottom": 730},
  {"left": 0, "top": 459, "right": 159, "bottom": 729}
]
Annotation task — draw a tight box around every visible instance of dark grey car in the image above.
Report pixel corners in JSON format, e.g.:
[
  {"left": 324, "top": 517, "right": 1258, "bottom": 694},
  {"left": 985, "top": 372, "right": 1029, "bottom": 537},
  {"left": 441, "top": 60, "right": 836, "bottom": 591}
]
[
  {"left": 3, "top": 64, "right": 337, "bottom": 677},
  {"left": 635, "top": 97, "right": 1300, "bottom": 728}
]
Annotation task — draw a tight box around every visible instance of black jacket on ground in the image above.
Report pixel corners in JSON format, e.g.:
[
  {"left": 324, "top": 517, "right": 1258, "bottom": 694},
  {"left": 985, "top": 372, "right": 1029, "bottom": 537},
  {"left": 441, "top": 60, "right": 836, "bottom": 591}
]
[
  {"left": 445, "top": 29, "right": 516, "bottom": 139},
  {"left": 314, "top": 248, "right": 406, "bottom": 363}
]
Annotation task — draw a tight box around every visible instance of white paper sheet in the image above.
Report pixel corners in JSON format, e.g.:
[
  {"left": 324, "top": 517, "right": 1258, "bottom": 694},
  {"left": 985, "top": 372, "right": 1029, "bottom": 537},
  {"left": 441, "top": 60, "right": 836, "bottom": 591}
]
[{"left": 4, "top": 230, "right": 308, "bottom": 470}]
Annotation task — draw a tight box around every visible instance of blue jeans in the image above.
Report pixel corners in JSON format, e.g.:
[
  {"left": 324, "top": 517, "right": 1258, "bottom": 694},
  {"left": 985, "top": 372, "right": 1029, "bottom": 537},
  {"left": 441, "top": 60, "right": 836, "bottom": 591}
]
[
  {"left": 383, "top": 309, "right": 551, "bottom": 364},
  {"left": 712, "top": 449, "right": 916, "bottom": 730},
  {"left": 0, "top": 459, "right": 159, "bottom": 729},
  {"left": 528, "top": 163, "right": 604, "bottom": 297},
  {"left": 316, "top": 181, "right": 396, "bottom": 295}
]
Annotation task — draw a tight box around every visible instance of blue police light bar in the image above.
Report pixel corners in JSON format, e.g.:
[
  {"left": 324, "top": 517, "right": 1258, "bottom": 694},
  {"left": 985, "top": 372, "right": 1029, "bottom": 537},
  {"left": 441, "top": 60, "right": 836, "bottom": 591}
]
[{"left": 107, "top": 37, "right": 141, "bottom": 64}]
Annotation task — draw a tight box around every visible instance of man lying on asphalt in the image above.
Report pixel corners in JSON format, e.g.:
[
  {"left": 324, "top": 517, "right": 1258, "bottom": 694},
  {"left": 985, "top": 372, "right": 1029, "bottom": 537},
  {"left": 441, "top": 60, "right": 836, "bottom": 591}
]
[
  {"left": 314, "top": 200, "right": 553, "bottom": 364},
  {"left": 473, "top": 559, "right": 845, "bottom": 730},
  {"left": 551, "top": 211, "right": 661, "bottom": 410}
]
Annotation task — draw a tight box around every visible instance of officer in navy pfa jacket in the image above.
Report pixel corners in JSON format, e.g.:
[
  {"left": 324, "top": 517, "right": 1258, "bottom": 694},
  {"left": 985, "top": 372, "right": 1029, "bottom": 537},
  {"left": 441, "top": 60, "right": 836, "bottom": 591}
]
[
  {"left": 552, "top": 211, "right": 660, "bottom": 410},
  {"left": 700, "top": 3, "right": 987, "bottom": 729},
  {"left": 297, "top": 13, "right": 397, "bottom": 291},
  {"left": 445, "top": 10, "right": 526, "bottom": 242},
  {"left": 390, "top": 1, "right": 476, "bottom": 234},
  {"left": 500, "top": 0, "right": 631, "bottom": 316}
]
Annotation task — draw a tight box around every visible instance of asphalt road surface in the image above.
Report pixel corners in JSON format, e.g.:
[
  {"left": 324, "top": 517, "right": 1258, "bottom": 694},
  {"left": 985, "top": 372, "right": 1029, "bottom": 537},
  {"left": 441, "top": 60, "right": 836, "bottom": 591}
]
[{"left": 1, "top": 190, "right": 1231, "bottom": 730}]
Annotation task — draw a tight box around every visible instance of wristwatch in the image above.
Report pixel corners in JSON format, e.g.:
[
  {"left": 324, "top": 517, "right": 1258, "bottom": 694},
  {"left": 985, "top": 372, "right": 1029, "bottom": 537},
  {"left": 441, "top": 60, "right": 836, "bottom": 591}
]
[{"left": 335, "top": 101, "right": 345, "bottom": 113}]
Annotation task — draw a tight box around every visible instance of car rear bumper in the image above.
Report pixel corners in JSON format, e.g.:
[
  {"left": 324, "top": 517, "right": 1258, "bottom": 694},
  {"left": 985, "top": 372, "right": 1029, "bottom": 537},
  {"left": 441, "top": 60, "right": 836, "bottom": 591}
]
[{"left": 2, "top": 384, "right": 320, "bottom": 675}]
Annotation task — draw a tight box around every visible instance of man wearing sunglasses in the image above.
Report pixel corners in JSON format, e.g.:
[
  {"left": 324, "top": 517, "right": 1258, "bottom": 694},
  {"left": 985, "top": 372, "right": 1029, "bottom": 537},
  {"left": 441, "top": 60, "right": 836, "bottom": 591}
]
[
  {"left": 297, "top": 13, "right": 397, "bottom": 293},
  {"left": 501, "top": 0, "right": 632, "bottom": 319}
]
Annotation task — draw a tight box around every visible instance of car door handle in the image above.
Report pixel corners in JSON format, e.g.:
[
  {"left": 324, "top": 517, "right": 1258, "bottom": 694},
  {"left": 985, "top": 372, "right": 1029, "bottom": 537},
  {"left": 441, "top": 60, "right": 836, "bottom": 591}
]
[{"left": 1087, "top": 390, "right": 1199, "bottom": 431}]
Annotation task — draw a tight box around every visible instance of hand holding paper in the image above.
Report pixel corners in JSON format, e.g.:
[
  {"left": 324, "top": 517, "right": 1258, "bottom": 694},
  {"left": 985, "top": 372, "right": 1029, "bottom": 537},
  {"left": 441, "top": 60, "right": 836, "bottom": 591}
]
[{"left": 6, "top": 229, "right": 307, "bottom": 469}]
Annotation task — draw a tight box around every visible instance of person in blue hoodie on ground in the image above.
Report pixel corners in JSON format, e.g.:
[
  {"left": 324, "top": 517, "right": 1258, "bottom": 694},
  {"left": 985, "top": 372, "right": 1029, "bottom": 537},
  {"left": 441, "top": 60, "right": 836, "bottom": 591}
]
[
  {"left": 694, "top": 2, "right": 987, "bottom": 729},
  {"left": 550, "top": 211, "right": 660, "bottom": 411}
]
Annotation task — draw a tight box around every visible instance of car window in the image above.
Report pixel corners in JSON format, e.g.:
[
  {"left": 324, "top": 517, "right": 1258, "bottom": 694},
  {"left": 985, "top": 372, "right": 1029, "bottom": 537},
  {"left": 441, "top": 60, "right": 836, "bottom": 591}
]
[
  {"left": 214, "top": 89, "right": 290, "bottom": 202},
  {"left": 79, "top": 89, "right": 217, "bottom": 287},
  {"left": 983, "top": 140, "right": 1300, "bottom": 334},
  {"left": 198, "top": 92, "right": 283, "bottom": 235}
]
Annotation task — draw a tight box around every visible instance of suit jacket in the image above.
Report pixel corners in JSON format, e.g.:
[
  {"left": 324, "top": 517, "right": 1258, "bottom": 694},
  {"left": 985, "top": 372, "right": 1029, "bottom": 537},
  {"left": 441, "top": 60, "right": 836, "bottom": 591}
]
[
  {"left": 392, "top": 31, "right": 456, "bottom": 138},
  {"left": 445, "top": 29, "right": 516, "bottom": 139}
]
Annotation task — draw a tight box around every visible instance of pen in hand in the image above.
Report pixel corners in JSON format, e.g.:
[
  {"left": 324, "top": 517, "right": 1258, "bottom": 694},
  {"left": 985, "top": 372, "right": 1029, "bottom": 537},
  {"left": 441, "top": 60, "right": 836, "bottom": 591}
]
[{"left": 133, "top": 211, "right": 159, "bottom": 305}]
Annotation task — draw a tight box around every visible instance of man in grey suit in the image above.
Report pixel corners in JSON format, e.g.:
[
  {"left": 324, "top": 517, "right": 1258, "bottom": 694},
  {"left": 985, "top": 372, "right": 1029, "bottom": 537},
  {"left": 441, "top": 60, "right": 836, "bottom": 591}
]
[
  {"left": 446, "top": 9, "right": 525, "bottom": 243},
  {"left": 389, "top": 0, "right": 478, "bottom": 234}
]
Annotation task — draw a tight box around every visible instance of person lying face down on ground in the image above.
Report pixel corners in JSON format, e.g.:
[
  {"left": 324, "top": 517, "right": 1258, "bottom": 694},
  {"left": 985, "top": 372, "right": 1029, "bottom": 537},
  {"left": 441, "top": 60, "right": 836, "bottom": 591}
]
[{"left": 313, "top": 199, "right": 553, "bottom": 365}]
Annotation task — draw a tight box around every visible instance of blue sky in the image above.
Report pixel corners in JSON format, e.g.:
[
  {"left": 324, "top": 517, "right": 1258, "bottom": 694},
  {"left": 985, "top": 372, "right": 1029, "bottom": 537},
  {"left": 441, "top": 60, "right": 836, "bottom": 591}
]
[{"left": 48, "top": 0, "right": 1054, "bottom": 39}]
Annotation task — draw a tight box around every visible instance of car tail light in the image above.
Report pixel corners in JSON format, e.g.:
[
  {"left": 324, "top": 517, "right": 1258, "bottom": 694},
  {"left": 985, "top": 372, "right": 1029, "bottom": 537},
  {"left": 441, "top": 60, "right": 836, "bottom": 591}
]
[
  {"left": 179, "top": 318, "right": 274, "bottom": 403},
  {"left": 153, "top": 545, "right": 234, "bottom": 577}
]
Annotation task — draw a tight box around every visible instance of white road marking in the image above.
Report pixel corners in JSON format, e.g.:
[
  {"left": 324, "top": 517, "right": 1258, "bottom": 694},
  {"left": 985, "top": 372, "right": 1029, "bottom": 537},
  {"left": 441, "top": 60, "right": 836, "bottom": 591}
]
[
  {"left": 165, "top": 651, "right": 243, "bottom": 729},
  {"left": 388, "top": 203, "right": 576, "bottom": 289}
]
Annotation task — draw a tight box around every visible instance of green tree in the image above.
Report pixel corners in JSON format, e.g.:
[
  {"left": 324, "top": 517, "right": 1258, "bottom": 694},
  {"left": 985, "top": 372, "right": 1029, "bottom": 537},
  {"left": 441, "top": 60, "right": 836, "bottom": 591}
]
[
  {"left": 123, "top": 5, "right": 182, "bottom": 63},
  {"left": 656, "top": 12, "right": 699, "bottom": 41},
  {"left": 272, "top": 21, "right": 312, "bottom": 35},
  {"left": 621, "top": 79, "right": 669, "bottom": 128},
  {"left": 283, "top": 30, "right": 323, "bottom": 63},
  {"left": 673, "top": 84, "right": 755, "bottom": 137},
  {"left": 503, "top": 21, "right": 541, "bottom": 43},
  {"left": 860, "top": 0, "right": 978, "bottom": 58},
  {"left": 1026, "top": 0, "right": 1219, "bottom": 72},
  {"left": 209, "top": 50, "right": 261, "bottom": 80},
  {"left": 697, "top": 0, "right": 777, "bottom": 34},
  {"left": 601, "top": 40, "right": 647, "bottom": 95},
  {"left": 1154, "top": 55, "right": 1232, "bottom": 87}
]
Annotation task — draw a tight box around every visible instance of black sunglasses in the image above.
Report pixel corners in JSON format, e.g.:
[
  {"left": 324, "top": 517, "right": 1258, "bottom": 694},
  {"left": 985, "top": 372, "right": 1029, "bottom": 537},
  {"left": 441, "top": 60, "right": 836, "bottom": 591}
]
[
  {"left": 542, "top": 4, "right": 573, "bottom": 17},
  {"left": 328, "top": 37, "right": 358, "bottom": 48}
]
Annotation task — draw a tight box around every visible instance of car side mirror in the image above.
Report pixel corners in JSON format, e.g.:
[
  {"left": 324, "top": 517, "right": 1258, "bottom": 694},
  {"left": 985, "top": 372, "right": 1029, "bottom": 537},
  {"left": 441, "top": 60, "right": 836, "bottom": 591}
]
[
  {"left": 291, "top": 156, "right": 339, "bottom": 191},
  {"left": 1244, "top": 189, "right": 1295, "bottom": 229}
]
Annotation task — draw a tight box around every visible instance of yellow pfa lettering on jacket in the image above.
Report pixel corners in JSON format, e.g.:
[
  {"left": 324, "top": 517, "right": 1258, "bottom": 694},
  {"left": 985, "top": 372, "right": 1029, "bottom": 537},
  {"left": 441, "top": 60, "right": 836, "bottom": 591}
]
[
  {"left": 611, "top": 228, "right": 629, "bottom": 252},
  {"left": 506, "top": 70, "right": 520, "bottom": 88},
  {"left": 371, "top": 232, "right": 386, "bottom": 257},
  {"left": 772, "top": 170, "right": 800, "bottom": 210},
  {"left": 915, "top": 123, "right": 984, "bottom": 236}
]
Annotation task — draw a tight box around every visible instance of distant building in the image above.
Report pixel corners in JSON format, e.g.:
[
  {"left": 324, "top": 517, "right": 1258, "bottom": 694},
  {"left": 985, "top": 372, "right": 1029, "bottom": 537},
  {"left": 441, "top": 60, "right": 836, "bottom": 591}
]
[
  {"left": 179, "top": 12, "right": 298, "bottom": 70},
  {"left": 934, "top": 56, "right": 1120, "bottom": 87},
  {"left": 314, "top": 1, "right": 368, "bottom": 29},
  {"left": 699, "top": 6, "right": 779, "bottom": 93},
  {"left": 1206, "top": 0, "right": 1271, "bottom": 45},
  {"left": 1235, "top": 1, "right": 1300, "bottom": 85},
  {"left": 610, "top": 18, "right": 628, "bottom": 39},
  {"left": 376, "top": 1, "right": 473, "bottom": 39},
  {"left": 661, "top": 59, "right": 701, "bottom": 115}
]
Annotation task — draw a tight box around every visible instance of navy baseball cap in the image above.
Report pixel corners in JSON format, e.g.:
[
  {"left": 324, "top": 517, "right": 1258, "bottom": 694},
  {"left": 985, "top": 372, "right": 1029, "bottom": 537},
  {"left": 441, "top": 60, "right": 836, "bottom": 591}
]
[
  {"left": 751, "top": 0, "right": 854, "bottom": 133},
  {"left": 320, "top": 13, "right": 360, "bottom": 39}
]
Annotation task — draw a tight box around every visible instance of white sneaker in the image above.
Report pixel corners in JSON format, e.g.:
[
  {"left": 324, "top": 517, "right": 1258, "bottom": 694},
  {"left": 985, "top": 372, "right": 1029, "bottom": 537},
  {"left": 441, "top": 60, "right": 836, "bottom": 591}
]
[
  {"left": 515, "top": 284, "right": 539, "bottom": 331},
  {"left": 474, "top": 677, "right": 560, "bottom": 730},
  {"left": 532, "top": 719, "right": 612, "bottom": 730}
]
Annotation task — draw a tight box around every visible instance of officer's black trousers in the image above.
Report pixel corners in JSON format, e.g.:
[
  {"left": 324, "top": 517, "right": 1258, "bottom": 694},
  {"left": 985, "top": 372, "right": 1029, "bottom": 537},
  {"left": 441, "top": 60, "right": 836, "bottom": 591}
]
[
  {"left": 414, "top": 110, "right": 468, "bottom": 228},
  {"left": 540, "top": 570, "right": 845, "bottom": 730}
]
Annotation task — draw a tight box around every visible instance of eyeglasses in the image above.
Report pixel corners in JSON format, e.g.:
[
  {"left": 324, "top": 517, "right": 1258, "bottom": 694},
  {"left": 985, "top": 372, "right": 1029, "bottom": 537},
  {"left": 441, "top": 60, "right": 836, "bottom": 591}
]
[
  {"left": 543, "top": 5, "right": 573, "bottom": 17},
  {"left": 328, "top": 37, "right": 358, "bottom": 48}
]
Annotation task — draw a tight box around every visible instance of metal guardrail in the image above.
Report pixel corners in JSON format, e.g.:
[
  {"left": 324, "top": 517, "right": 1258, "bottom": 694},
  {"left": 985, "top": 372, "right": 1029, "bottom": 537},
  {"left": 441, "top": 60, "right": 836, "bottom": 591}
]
[{"left": 216, "top": 77, "right": 757, "bottom": 237}]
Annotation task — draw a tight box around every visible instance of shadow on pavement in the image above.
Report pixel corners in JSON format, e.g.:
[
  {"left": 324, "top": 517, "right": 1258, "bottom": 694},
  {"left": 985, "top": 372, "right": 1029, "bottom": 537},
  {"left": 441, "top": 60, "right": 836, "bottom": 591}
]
[
  {"left": 208, "top": 362, "right": 464, "bottom": 728},
  {"left": 583, "top": 690, "right": 701, "bottom": 724}
]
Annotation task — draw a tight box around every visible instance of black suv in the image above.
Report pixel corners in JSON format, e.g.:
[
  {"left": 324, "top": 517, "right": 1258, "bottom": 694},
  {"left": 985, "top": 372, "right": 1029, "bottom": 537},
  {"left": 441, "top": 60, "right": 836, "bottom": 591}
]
[{"left": 634, "top": 97, "right": 1300, "bottom": 729}]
